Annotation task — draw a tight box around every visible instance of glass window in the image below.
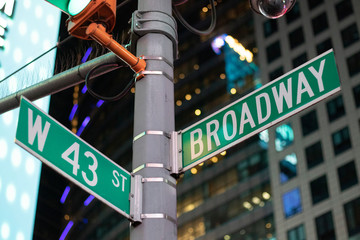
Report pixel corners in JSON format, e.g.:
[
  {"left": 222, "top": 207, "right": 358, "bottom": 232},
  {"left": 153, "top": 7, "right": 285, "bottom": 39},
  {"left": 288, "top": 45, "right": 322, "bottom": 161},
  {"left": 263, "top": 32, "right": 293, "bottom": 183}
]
[
  {"left": 326, "top": 95, "right": 345, "bottom": 122},
  {"left": 316, "top": 38, "right": 332, "bottom": 55},
  {"left": 344, "top": 196, "right": 360, "bottom": 237},
  {"left": 266, "top": 41, "right": 281, "bottom": 63},
  {"left": 332, "top": 127, "right": 351, "bottom": 155},
  {"left": 301, "top": 110, "right": 318, "bottom": 136},
  {"left": 263, "top": 19, "right": 278, "bottom": 38},
  {"left": 177, "top": 186, "right": 204, "bottom": 216},
  {"left": 283, "top": 188, "right": 302, "bottom": 218},
  {"left": 335, "top": 0, "right": 353, "bottom": 21},
  {"left": 307, "top": 0, "right": 324, "bottom": 10},
  {"left": 280, "top": 153, "right": 297, "bottom": 184},
  {"left": 315, "top": 211, "right": 336, "bottom": 240},
  {"left": 312, "top": 12, "right": 329, "bottom": 35},
  {"left": 338, "top": 161, "right": 358, "bottom": 191},
  {"left": 293, "top": 53, "right": 308, "bottom": 68},
  {"left": 209, "top": 168, "right": 238, "bottom": 197},
  {"left": 286, "top": 2, "right": 300, "bottom": 24},
  {"left": 341, "top": 23, "right": 360, "bottom": 48},
  {"left": 305, "top": 141, "right": 324, "bottom": 169},
  {"left": 237, "top": 151, "right": 268, "bottom": 182},
  {"left": 289, "top": 27, "right": 305, "bottom": 49},
  {"left": 287, "top": 224, "right": 306, "bottom": 240},
  {"left": 269, "top": 66, "right": 284, "bottom": 81},
  {"left": 275, "top": 123, "right": 294, "bottom": 152},
  {"left": 310, "top": 175, "right": 329, "bottom": 204},
  {"left": 347, "top": 51, "right": 360, "bottom": 77},
  {"left": 353, "top": 84, "right": 360, "bottom": 107}
]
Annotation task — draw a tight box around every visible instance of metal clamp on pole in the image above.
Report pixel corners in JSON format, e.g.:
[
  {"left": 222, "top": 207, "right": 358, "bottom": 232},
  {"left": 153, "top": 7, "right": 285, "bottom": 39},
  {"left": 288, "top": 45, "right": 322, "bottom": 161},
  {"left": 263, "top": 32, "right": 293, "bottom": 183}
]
[
  {"left": 130, "top": 175, "right": 143, "bottom": 224},
  {"left": 170, "top": 131, "right": 183, "bottom": 176}
]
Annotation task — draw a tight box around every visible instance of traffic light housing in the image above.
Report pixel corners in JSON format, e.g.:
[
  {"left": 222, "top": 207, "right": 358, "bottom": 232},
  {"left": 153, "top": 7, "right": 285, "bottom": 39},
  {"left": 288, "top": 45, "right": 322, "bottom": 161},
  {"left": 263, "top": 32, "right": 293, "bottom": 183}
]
[{"left": 45, "top": 0, "right": 116, "bottom": 40}]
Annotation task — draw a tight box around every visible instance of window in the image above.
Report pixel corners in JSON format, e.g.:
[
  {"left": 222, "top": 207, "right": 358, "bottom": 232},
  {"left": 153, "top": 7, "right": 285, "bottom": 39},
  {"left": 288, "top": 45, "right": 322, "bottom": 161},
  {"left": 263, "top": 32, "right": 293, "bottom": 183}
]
[
  {"left": 287, "top": 224, "right": 306, "bottom": 240},
  {"left": 293, "top": 53, "right": 308, "bottom": 68},
  {"left": 344, "top": 196, "right": 360, "bottom": 237},
  {"left": 264, "top": 19, "right": 278, "bottom": 38},
  {"left": 312, "top": 13, "right": 329, "bottom": 35},
  {"left": 301, "top": 110, "right": 318, "bottom": 136},
  {"left": 289, "top": 27, "right": 305, "bottom": 49},
  {"left": 335, "top": 0, "right": 353, "bottom": 21},
  {"left": 326, "top": 95, "right": 345, "bottom": 122},
  {"left": 338, "top": 161, "right": 358, "bottom": 191},
  {"left": 286, "top": 2, "right": 301, "bottom": 24},
  {"left": 332, "top": 127, "right": 351, "bottom": 155},
  {"left": 307, "top": 0, "right": 323, "bottom": 10},
  {"left": 209, "top": 168, "right": 237, "bottom": 197},
  {"left": 310, "top": 175, "right": 329, "bottom": 204},
  {"left": 347, "top": 51, "right": 360, "bottom": 77},
  {"left": 269, "top": 66, "right": 284, "bottom": 81},
  {"left": 305, "top": 141, "right": 324, "bottom": 169},
  {"left": 341, "top": 23, "right": 360, "bottom": 48},
  {"left": 316, "top": 38, "right": 332, "bottom": 55},
  {"left": 275, "top": 123, "right": 294, "bottom": 151},
  {"left": 315, "top": 211, "right": 336, "bottom": 240},
  {"left": 282, "top": 188, "right": 302, "bottom": 218},
  {"left": 266, "top": 41, "right": 281, "bottom": 63},
  {"left": 353, "top": 84, "right": 360, "bottom": 107},
  {"left": 280, "top": 153, "right": 297, "bottom": 183}
]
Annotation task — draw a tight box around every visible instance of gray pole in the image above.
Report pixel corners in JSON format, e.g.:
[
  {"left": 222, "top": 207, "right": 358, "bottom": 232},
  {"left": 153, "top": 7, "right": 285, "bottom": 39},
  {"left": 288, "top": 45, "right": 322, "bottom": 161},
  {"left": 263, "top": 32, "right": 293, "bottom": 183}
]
[{"left": 131, "top": 0, "right": 177, "bottom": 238}]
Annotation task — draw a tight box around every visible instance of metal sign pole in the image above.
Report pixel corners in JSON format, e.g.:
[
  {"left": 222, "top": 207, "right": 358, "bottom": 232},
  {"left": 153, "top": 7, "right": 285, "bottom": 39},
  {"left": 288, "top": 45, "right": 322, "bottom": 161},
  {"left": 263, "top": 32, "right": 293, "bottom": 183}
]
[{"left": 130, "top": 0, "right": 178, "bottom": 239}]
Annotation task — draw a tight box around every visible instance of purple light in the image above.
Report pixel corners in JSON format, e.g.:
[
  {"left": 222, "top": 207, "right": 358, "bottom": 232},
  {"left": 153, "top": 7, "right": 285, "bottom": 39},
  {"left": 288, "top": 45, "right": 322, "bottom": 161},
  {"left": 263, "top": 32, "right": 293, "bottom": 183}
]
[
  {"left": 96, "top": 100, "right": 104, "bottom": 108},
  {"left": 84, "top": 195, "right": 95, "bottom": 206},
  {"left": 59, "top": 221, "right": 74, "bottom": 240},
  {"left": 211, "top": 34, "right": 227, "bottom": 55},
  {"left": 81, "top": 47, "right": 93, "bottom": 63},
  {"left": 76, "top": 116, "right": 90, "bottom": 136},
  {"left": 81, "top": 85, "right": 87, "bottom": 94},
  {"left": 68, "top": 104, "right": 78, "bottom": 121},
  {"left": 60, "top": 186, "right": 71, "bottom": 204}
]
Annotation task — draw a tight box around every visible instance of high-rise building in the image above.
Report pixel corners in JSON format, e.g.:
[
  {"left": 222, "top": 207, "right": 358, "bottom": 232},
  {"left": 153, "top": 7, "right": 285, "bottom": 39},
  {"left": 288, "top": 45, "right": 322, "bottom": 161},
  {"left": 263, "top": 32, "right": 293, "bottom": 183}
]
[{"left": 254, "top": 0, "right": 360, "bottom": 239}]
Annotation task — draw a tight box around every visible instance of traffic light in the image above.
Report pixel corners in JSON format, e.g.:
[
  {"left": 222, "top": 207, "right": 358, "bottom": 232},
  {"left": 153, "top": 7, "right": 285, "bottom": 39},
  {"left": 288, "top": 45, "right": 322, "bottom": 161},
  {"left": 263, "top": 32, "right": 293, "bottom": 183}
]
[{"left": 45, "top": 0, "right": 116, "bottom": 40}]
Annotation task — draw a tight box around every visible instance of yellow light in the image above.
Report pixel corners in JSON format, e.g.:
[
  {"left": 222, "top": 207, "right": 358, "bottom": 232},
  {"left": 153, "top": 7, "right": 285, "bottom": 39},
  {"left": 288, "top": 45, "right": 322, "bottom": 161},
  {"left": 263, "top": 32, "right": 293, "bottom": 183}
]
[
  {"left": 243, "top": 201, "right": 252, "bottom": 209},
  {"left": 191, "top": 168, "right": 198, "bottom": 174},
  {"left": 195, "top": 88, "right": 201, "bottom": 94},
  {"left": 195, "top": 109, "right": 201, "bottom": 116},
  {"left": 131, "top": 87, "right": 135, "bottom": 93},
  {"left": 185, "top": 94, "right": 192, "bottom": 101},
  {"left": 220, "top": 73, "right": 226, "bottom": 79},
  {"left": 262, "top": 192, "right": 271, "bottom": 200},
  {"left": 224, "top": 235, "right": 231, "bottom": 240},
  {"left": 230, "top": 88, "right": 236, "bottom": 94},
  {"left": 176, "top": 100, "right": 182, "bottom": 106},
  {"left": 252, "top": 196, "right": 261, "bottom": 204},
  {"left": 193, "top": 64, "right": 199, "bottom": 70},
  {"left": 220, "top": 151, "right": 226, "bottom": 156},
  {"left": 265, "top": 223, "right": 272, "bottom": 229},
  {"left": 179, "top": 73, "right": 185, "bottom": 79},
  {"left": 202, "top": 7, "right": 208, "bottom": 12},
  {"left": 64, "top": 214, "right": 70, "bottom": 220},
  {"left": 211, "top": 156, "right": 218, "bottom": 163},
  {"left": 199, "top": 162, "right": 204, "bottom": 166}
]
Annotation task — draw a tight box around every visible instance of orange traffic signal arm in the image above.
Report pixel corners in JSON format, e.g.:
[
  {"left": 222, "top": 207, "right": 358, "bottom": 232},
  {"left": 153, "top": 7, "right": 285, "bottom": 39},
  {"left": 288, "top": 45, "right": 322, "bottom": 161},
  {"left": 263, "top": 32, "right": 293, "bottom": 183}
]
[{"left": 86, "top": 23, "right": 146, "bottom": 77}]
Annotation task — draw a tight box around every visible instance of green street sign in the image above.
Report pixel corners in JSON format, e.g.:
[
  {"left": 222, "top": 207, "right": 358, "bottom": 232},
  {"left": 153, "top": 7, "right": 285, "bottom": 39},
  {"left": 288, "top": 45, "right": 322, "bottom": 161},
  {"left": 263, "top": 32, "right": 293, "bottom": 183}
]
[
  {"left": 180, "top": 49, "right": 341, "bottom": 172},
  {"left": 15, "top": 97, "right": 132, "bottom": 219},
  {"left": 45, "top": 0, "right": 91, "bottom": 16}
]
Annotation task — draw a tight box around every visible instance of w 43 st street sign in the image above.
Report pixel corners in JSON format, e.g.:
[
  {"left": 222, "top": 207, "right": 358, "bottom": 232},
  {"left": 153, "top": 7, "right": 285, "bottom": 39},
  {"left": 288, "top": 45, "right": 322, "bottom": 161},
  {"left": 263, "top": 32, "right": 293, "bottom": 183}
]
[
  {"left": 15, "top": 97, "right": 132, "bottom": 219},
  {"left": 180, "top": 49, "right": 341, "bottom": 172}
]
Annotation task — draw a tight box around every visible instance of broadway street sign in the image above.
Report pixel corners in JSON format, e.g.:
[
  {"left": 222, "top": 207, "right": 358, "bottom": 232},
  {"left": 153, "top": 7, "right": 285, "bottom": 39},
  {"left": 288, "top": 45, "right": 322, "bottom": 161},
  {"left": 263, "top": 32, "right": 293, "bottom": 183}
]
[
  {"left": 15, "top": 97, "right": 132, "bottom": 219},
  {"left": 180, "top": 49, "right": 341, "bottom": 172}
]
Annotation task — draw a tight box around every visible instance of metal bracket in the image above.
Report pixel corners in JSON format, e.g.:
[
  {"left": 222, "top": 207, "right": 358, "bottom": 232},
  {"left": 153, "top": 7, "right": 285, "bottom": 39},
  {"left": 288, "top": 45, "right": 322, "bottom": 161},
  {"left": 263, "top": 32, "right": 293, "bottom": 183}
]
[
  {"left": 130, "top": 175, "right": 143, "bottom": 224},
  {"left": 130, "top": 10, "right": 178, "bottom": 60},
  {"left": 141, "top": 213, "right": 177, "bottom": 224},
  {"left": 170, "top": 131, "right": 183, "bottom": 176}
]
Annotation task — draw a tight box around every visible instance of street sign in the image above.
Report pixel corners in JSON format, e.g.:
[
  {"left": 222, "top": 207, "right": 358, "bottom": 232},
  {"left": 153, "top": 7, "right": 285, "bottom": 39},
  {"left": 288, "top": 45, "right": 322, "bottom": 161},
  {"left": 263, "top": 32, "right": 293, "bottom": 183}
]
[
  {"left": 15, "top": 97, "right": 132, "bottom": 219},
  {"left": 180, "top": 49, "right": 341, "bottom": 172}
]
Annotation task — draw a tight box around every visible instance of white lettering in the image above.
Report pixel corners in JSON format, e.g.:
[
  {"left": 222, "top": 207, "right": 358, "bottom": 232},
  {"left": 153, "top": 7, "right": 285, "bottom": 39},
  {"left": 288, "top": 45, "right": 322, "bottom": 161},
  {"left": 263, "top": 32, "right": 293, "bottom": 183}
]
[
  {"left": 272, "top": 78, "right": 293, "bottom": 114},
  {"left": 112, "top": 170, "right": 128, "bottom": 192},
  {"left": 296, "top": 72, "right": 314, "bottom": 104},
  {"left": 28, "top": 108, "right": 50, "bottom": 152},
  {"left": 190, "top": 129, "right": 203, "bottom": 160},
  {"left": 309, "top": 59, "right": 325, "bottom": 92},
  {"left": 239, "top": 102, "right": 255, "bottom": 134},
  {"left": 0, "top": 0, "right": 15, "bottom": 17},
  {"left": 223, "top": 110, "right": 237, "bottom": 140},
  {"left": 206, "top": 120, "right": 220, "bottom": 151},
  {"left": 256, "top": 92, "right": 271, "bottom": 124}
]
